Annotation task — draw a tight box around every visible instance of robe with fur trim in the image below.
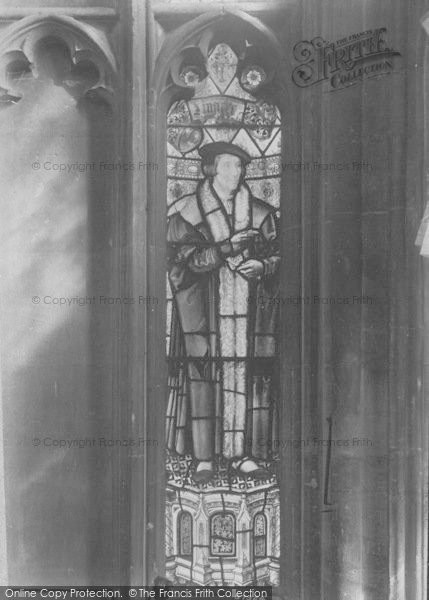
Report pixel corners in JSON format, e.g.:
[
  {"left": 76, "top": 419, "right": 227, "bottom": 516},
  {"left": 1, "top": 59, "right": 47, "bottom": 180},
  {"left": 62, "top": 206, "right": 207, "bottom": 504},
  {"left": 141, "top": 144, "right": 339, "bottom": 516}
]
[{"left": 166, "top": 179, "right": 280, "bottom": 461}]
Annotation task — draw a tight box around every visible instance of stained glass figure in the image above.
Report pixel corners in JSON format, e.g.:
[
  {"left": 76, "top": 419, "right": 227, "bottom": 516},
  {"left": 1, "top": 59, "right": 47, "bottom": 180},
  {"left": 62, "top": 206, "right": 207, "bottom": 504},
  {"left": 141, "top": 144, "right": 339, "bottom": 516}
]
[{"left": 165, "top": 40, "right": 281, "bottom": 586}]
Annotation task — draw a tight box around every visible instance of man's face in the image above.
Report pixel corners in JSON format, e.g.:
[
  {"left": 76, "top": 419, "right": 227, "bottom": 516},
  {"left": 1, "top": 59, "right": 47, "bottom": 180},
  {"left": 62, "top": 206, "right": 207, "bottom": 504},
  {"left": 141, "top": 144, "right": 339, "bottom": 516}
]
[{"left": 214, "top": 154, "right": 243, "bottom": 193}]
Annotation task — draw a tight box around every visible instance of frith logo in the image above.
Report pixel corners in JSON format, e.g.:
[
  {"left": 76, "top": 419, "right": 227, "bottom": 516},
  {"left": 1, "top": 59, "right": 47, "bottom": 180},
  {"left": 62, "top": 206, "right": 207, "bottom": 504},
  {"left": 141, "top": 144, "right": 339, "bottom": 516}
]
[{"left": 292, "top": 28, "right": 401, "bottom": 90}]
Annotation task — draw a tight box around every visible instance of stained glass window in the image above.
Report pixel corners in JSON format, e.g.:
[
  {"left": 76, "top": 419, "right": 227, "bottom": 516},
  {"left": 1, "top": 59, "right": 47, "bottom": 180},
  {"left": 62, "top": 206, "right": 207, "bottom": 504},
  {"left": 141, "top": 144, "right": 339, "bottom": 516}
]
[
  {"left": 210, "top": 513, "right": 236, "bottom": 557},
  {"left": 178, "top": 511, "right": 193, "bottom": 557},
  {"left": 165, "top": 37, "right": 281, "bottom": 586},
  {"left": 253, "top": 513, "right": 267, "bottom": 559}
]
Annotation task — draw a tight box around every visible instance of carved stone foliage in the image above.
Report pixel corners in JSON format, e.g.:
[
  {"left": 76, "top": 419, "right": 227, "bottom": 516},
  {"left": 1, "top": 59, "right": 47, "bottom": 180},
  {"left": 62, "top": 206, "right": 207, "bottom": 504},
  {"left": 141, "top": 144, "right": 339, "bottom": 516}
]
[{"left": 0, "top": 15, "right": 116, "bottom": 107}]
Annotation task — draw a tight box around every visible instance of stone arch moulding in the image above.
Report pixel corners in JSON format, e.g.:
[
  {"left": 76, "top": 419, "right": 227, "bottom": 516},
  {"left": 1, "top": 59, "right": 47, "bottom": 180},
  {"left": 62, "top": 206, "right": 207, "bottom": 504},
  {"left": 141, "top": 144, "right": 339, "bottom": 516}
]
[
  {"left": 151, "top": 7, "right": 287, "bottom": 111},
  {"left": 0, "top": 14, "right": 117, "bottom": 104}
]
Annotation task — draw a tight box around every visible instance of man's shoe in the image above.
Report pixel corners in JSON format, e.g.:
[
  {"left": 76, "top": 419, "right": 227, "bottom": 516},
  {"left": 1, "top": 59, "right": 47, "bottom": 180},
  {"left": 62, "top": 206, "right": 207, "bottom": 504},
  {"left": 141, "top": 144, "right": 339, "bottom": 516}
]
[
  {"left": 231, "top": 457, "right": 270, "bottom": 480},
  {"left": 192, "top": 460, "right": 214, "bottom": 484}
]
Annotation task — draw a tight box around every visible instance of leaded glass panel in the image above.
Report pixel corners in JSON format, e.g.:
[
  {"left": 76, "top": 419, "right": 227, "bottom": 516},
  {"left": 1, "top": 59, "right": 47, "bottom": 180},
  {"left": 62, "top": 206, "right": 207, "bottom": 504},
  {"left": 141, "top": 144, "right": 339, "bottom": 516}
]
[
  {"left": 210, "top": 514, "right": 236, "bottom": 556},
  {"left": 178, "top": 512, "right": 193, "bottom": 557},
  {"left": 165, "top": 38, "right": 281, "bottom": 586},
  {"left": 253, "top": 513, "right": 267, "bottom": 559}
]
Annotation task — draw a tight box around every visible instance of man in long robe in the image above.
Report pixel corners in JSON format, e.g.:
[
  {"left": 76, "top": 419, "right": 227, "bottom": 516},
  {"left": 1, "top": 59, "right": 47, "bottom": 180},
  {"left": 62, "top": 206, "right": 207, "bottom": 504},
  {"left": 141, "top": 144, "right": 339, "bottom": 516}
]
[{"left": 166, "top": 142, "right": 280, "bottom": 483}]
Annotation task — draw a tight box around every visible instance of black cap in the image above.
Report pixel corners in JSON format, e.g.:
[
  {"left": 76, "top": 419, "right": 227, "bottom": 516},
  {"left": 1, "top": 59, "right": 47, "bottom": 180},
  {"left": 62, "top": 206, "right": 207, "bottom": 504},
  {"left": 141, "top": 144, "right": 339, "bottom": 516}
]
[{"left": 198, "top": 142, "right": 252, "bottom": 165}]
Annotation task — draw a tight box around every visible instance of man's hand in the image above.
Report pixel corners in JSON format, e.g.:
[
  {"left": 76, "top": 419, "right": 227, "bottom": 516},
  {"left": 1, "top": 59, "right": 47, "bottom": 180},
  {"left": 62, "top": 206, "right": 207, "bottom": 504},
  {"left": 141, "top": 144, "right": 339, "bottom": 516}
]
[
  {"left": 237, "top": 259, "right": 264, "bottom": 280},
  {"left": 230, "top": 230, "right": 259, "bottom": 253}
]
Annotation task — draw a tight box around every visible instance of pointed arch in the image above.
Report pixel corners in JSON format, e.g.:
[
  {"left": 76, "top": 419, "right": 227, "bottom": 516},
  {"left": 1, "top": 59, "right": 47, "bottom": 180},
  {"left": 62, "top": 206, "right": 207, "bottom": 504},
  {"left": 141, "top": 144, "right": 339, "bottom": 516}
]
[
  {"left": 151, "top": 8, "right": 286, "bottom": 111},
  {"left": 0, "top": 14, "right": 116, "bottom": 98}
]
